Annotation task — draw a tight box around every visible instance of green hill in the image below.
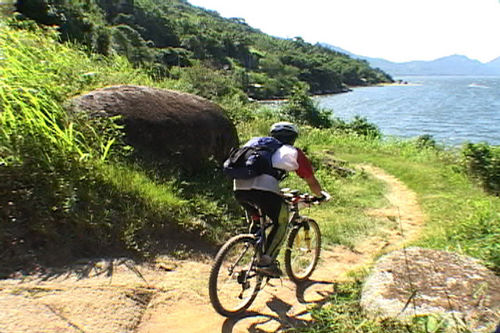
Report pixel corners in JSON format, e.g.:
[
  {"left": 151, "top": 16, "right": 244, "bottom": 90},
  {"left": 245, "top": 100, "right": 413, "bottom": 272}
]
[{"left": 14, "top": 0, "right": 392, "bottom": 100}]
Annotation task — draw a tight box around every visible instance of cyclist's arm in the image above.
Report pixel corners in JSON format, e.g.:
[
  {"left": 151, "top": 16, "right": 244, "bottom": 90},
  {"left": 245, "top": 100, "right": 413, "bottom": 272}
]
[
  {"left": 295, "top": 148, "right": 324, "bottom": 197},
  {"left": 304, "top": 175, "right": 323, "bottom": 197}
]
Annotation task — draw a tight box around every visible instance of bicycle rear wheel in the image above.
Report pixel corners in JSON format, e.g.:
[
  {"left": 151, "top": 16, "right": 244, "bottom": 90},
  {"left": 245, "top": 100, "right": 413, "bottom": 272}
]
[
  {"left": 208, "top": 234, "right": 262, "bottom": 317},
  {"left": 284, "top": 219, "right": 321, "bottom": 283}
]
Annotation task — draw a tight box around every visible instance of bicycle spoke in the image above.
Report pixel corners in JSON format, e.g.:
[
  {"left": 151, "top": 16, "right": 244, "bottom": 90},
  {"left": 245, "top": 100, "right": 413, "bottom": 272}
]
[
  {"left": 285, "top": 219, "right": 321, "bottom": 282},
  {"left": 228, "top": 243, "right": 252, "bottom": 274},
  {"left": 209, "top": 235, "right": 262, "bottom": 316}
]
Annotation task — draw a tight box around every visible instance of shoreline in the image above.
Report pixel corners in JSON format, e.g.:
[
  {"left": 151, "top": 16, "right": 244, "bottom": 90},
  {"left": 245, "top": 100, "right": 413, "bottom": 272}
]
[
  {"left": 255, "top": 80, "right": 414, "bottom": 103},
  {"left": 256, "top": 87, "right": 353, "bottom": 104},
  {"left": 375, "top": 82, "right": 421, "bottom": 87}
]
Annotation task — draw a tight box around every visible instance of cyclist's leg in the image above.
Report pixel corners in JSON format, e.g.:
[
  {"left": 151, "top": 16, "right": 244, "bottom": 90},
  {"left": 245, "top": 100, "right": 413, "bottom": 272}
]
[
  {"left": 234, "top": 191, "right": 260, "bottom": 226},
  {"left": 234, "top": 190, "right": 288, "bottom": 258},
  {"left": 264, "top": 200, "right": 288, "bottom": 259}
]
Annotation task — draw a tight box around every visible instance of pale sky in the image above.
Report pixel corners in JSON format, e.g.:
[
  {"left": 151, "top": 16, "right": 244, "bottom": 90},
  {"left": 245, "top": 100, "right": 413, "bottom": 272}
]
[{"left": 187, "top": 0, "right": 500, "bottom": 63}]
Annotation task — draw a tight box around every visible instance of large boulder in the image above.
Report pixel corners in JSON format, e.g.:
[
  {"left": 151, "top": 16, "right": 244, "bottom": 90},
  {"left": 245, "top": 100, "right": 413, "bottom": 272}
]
[
  {"left": 69, "top": 85, "right": 238, "bottom": 169},
  {"left": 361, "top": 247, "right": 500, "bottom": 332}
]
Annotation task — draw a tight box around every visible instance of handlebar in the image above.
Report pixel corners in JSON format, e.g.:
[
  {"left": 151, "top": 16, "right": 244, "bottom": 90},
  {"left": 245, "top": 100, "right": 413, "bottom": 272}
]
[{"left": 281, "top": 188, "right": 331, "bottom": 205}]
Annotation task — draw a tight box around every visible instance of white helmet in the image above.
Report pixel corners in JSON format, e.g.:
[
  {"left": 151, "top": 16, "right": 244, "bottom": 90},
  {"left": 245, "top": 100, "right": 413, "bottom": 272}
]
[{"left": 270, "top": 122, "right": 299, "bottom": 145}]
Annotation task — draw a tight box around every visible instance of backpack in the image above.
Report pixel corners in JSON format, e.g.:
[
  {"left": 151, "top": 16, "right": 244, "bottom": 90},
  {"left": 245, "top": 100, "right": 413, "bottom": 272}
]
[{"left": 223, "top": 137, "right": 284, "bottom": 179}]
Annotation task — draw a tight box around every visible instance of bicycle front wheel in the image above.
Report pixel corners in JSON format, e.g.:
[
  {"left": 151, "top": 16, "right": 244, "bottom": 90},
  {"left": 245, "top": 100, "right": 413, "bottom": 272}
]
[
  {"left": 284, "top": 219, "right": 321, "bottom": 283},
  {"left": 208, "top": 234, "right": 262, "bottom": 317}
]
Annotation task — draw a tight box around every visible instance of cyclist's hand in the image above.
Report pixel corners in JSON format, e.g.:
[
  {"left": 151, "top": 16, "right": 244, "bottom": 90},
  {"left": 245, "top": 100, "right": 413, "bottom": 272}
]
[{"left": 313, "top": 191, "right": 331, "bottom": 204}]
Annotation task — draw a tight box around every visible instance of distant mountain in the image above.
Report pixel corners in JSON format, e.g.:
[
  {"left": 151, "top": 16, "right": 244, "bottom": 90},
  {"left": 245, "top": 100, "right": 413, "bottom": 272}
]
[
  {"left": 486, "top": 56, "right": 500, "bottom": 70},
  {"left": 320, "top": 43, "right": 500, "bottom": 76}
]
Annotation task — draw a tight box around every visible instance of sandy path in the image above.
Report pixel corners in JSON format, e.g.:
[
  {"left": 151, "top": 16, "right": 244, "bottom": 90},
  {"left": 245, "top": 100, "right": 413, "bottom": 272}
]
[
  {"left": 136, "top": 165, "right": 426, "bottom": 333},
  {"left": 0, "top": 165, "right": 425, "bottom": 333}
]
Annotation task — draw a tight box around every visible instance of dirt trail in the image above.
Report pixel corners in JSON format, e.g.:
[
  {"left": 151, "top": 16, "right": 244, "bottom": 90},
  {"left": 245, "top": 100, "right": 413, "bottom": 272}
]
[
  {"left": 0, "top": 165, "right": 425, "bottom": 333},
  {"left": 136, "top": 165, "right": 426, "bottom": 333}
]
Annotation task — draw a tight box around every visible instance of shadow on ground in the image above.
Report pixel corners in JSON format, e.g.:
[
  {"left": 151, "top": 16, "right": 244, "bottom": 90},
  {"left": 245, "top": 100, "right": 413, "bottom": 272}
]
[
  {"left": 221, "top": 279, "right": 336, "bottom": 333},
  {"left": 0, "top": 228, "right": 217, "bottom": 281}
]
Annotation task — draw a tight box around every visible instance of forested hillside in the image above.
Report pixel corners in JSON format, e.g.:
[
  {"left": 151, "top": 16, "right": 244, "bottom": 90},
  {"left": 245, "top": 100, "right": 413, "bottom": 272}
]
[{"left": 14, "top": 0, "right": 392, "bottom": 99}]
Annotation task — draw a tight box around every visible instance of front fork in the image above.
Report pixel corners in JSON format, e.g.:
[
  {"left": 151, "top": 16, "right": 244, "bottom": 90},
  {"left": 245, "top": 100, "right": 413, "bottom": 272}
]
[{"left": 293, "top": 218, "right": 311, "bottom": 251}]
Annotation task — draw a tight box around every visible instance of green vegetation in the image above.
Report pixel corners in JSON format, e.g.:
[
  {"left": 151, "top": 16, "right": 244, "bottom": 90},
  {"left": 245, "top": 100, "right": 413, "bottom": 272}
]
[
  {"left": 0, "top": 24, "right": 240, "bottom": 268},
  {"left": 287, "top": 130, "right": 499, "bottom": 272},
  {"left": 13, "top": 0, "right": 392, "bottom": 100},
  {"left": 281, "top": 85, "right": 334, "bottom": 128},
  {"left": 462, "top": 142, "right": 500, "bottom": 195}
]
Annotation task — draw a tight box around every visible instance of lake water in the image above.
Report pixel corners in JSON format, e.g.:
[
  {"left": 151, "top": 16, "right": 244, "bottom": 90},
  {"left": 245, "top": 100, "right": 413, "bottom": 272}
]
[{"left": 315, "top": 76, "right": 500, "bottom": 146}]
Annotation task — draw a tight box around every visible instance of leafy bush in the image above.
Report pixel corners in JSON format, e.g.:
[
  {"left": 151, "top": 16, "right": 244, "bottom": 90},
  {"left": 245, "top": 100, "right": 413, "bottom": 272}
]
[
  {"left": 281, "top": 85, "right": 333, "bottom": 128},
  {"left": 332, "top": 115, "right": 382, "bottom": 138},
  {"left": 415, "top": 134, "right": 437, "bottom": 150},
  {"left": 171, "top": 62, "right": 241, "bottom": 100},
  {"left": 216, "top": 93, "right": 256, "bottom": 125},
  {"left": 462, "top": 143, "right": 500, "bottom": 195},
  {"left": 14, "top": 0, "right": 108, "bottom": 51}
]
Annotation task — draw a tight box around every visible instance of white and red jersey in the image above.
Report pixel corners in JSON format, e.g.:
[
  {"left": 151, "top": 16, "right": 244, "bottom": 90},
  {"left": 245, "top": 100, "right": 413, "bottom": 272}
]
[{"left": 234, "top": 144, "right": 314, "bottom": 194}]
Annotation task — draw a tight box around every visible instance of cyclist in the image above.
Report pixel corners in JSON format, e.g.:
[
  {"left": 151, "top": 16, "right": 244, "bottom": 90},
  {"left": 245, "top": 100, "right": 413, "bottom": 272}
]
[{"left": 233, "top": 121, "right": 328, "bottom": 278}]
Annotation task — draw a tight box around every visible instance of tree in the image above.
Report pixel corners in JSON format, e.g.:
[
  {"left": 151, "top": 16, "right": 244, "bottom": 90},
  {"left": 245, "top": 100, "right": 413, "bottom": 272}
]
[{"left": 281, "top": 85, "right": 333, "bottom": 128}]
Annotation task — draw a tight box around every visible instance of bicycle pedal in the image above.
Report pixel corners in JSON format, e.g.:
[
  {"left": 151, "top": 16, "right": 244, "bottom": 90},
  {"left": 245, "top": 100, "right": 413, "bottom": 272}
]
[
  {"left": 236, "top": 270, "right": 247, "bottom": 284},
  {"left": 261, "top": 277, "right": 270, "bottom": 288}
]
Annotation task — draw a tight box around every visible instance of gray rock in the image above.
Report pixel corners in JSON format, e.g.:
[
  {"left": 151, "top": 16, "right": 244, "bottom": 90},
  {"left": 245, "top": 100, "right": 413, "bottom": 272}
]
[
  {"left": 68, "top": 85, "right": 238, "bottom": 170},
  {"left": 361, "top": 247, "right": 500, "bottom": 332}
]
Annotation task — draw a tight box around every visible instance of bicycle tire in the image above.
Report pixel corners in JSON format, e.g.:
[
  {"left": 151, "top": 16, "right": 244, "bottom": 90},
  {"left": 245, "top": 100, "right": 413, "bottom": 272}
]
[
  {"left": 284, "top": 218, "right": 321, "bottom": 283},
  {"left": 208, "top": 234, "right": 263, "bottom": 317}
]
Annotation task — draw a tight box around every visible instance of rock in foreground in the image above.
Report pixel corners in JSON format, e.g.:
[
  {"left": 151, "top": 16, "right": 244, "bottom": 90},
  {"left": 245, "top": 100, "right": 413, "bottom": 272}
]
[{"left": 361, "top": 247, "right": 500, "bottom": 332}]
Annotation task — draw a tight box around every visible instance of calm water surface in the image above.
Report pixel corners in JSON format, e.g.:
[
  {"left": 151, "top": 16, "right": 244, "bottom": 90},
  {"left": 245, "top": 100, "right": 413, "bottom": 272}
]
[{"left": 315, "top": 76, "right": 500, "bottom": 146}]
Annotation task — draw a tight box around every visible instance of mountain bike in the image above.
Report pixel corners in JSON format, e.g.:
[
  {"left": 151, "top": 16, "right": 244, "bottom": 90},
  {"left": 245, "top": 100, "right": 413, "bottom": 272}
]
[{"left": 208, "top": 188, "right": 330, "bottom": 317}]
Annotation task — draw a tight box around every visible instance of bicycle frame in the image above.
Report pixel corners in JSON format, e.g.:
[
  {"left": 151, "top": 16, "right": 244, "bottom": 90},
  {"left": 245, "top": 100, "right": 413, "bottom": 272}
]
[
  {"left": 244, "top": 194, "right": 308, "bottom": 257},
  {"left": 245, "top": 210, "right": 270, "bottom": 260}
]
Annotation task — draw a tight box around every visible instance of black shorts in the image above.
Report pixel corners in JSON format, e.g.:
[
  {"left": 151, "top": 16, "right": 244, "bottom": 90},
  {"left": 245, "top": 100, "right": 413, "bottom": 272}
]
[{"left": 234, "top": 190, "right": 283, "bottom": 224}]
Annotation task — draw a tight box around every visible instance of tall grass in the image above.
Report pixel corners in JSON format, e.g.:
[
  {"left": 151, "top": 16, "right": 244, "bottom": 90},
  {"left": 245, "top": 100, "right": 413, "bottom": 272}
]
[
  {"left": 304, "top": 131, "right": 500, "bottom": 271},
  {"left": 0, "top": 23, "right": 155, "bottom": 166},
  {"left": 0, "top": 24, "right": 240, "bottom": 269},
  {"left": 0, "top": 25, "right": 144, "bottom": 263}
]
